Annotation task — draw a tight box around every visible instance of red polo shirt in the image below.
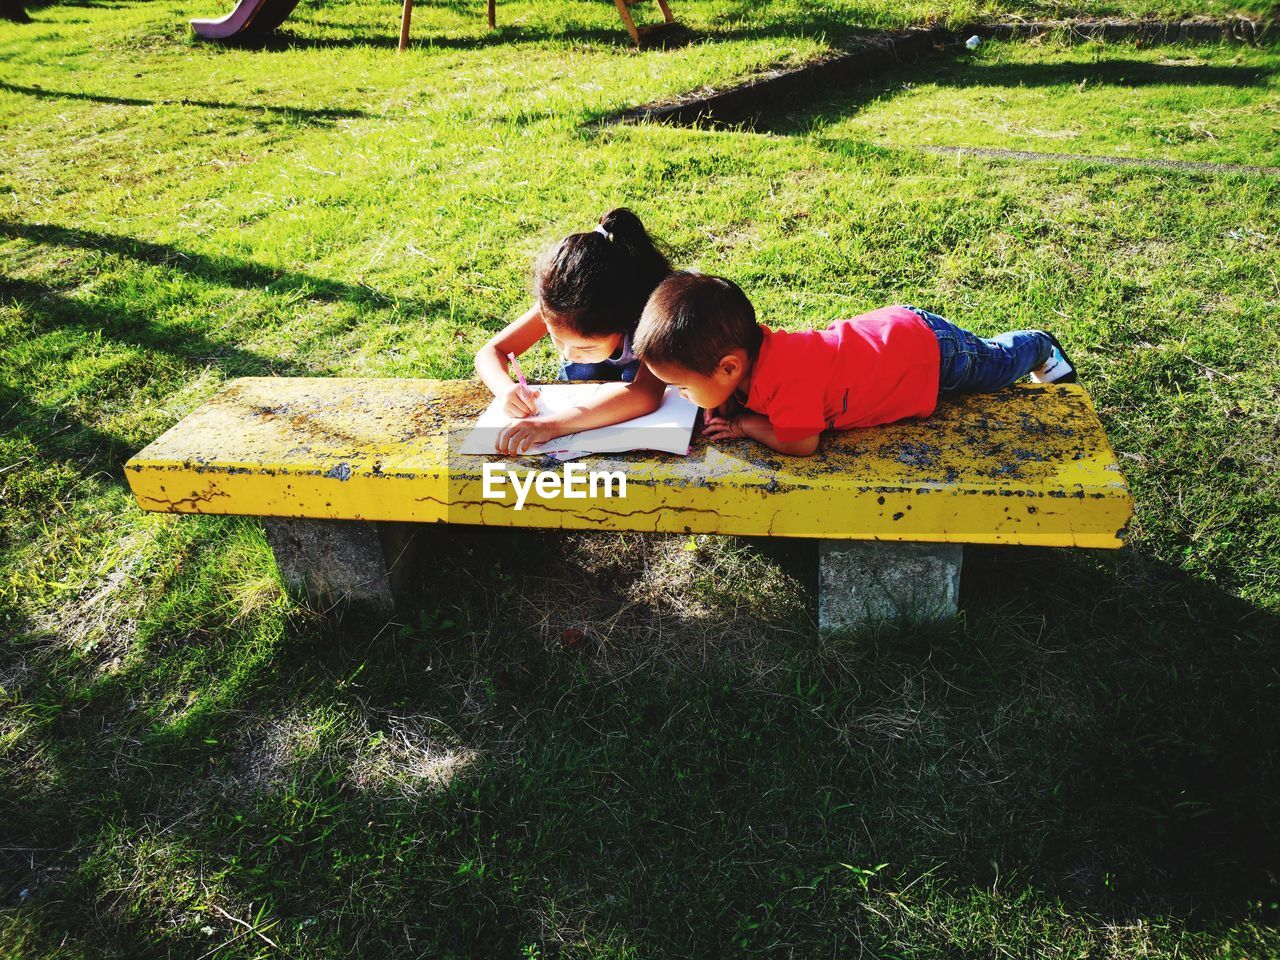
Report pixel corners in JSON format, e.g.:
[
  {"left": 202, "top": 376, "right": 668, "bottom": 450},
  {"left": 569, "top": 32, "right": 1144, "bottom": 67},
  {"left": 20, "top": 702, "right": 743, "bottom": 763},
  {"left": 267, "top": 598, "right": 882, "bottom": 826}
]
[{"left": 743, "top": 307, "right": 941, "bottom": 443}]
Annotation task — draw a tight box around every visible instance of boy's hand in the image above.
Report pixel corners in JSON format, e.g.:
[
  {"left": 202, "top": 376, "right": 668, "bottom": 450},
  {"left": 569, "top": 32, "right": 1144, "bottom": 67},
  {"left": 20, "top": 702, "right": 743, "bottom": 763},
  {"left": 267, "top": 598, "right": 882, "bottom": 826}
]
[
  {"left": 503, "top": 384, "right": 542, "bottom": 418},
  {"left": 495, "top": 417, "right": 555, "bottom": 456},
  {"left": 706, "top": 410, "right": 819, "bottom": 456},
  {"left": 702, "top": 414, "right": 747, "bottom": 441}
]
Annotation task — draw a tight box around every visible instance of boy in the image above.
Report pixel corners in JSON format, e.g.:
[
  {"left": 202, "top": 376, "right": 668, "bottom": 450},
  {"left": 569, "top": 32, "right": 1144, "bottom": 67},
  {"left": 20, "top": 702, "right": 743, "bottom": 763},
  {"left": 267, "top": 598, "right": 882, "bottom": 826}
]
[{"left": 632, "top": 272, "right": 1076, "bottom": 457}]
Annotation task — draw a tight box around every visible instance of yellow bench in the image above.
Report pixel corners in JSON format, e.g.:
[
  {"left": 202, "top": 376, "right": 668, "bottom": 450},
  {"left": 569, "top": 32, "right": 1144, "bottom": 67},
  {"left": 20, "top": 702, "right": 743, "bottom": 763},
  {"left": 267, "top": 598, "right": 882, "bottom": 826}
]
[{"left": 125, "top": 377, "right": 1132, "bottom": 628}]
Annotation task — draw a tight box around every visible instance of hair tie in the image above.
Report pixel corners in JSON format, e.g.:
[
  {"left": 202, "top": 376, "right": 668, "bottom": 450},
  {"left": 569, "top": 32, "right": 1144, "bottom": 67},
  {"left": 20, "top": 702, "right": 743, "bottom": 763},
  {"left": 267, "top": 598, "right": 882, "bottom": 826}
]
[{"left": 594, "top": 223, "right": 614, "bottom": 242}]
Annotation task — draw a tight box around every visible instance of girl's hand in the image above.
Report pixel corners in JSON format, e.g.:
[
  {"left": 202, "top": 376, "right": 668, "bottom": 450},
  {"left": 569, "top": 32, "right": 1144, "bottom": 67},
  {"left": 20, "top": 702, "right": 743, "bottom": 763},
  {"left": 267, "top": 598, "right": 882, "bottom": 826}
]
[
  {"left": 702, "top": 414, "right": 746, "bottom": 442},
  {"left": 503, "top": 384, "right": 542, "bottom": 418},
  {"left": 496, "top": 417, "right": 555, "bottom": 456}
]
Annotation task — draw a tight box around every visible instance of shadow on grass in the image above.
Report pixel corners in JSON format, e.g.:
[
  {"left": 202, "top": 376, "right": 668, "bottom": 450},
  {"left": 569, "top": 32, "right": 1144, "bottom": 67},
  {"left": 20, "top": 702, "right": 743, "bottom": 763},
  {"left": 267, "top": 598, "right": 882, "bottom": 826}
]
[
  {"left": 257, "top": 23, "right": 650, "bottom": 51},
  {"left": 960, "top": 546, "right": 1280, "bottom": 916},
  {"left": 939, "top": 57, "right": 1273, "bottom": 90},
  {"left": 0, "top": 269, "right": 311, "bottom": 503},
  {"left": 0, "top": 268, "right": 302, "bottom": 533},
  {"left": 3, "top": 519, "right": 1277, "bottom": 953},
  {"left": 0, "top": 218, "right": 411, "bottom": 508},
  {"left": 0, "top": 80, "right": 372, "bottom": 121},
  {"left": 0, "top": 383, "right": 134, "bottom": 513},
  {"left": 0, "top": 221, "right": 426, "bottom": 315},
  {"left": 22, "top": 0, "right": 136, "bottom": 8},
  {"left": 1, "top": 252, "right": 313, "bottom": 513},
  {"left": 754, "top": 52, "right": 1276, "bottom": 137},
  {"left": 187, "top": 5, "right": 889, "bottom": 52},
  {"left": 0, "top": 276, "right": 311, "bottom": 381}
]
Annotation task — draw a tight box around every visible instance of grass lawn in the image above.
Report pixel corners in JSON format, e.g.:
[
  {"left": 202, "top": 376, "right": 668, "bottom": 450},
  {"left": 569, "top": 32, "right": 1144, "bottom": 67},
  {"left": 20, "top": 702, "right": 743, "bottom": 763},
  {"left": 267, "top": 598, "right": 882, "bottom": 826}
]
[
  {"left": 2, "top": 0, "right": 1280, "bottom": 956},
  {"left": 775, "top": 38, "right": 1280, "bottom": 167}
]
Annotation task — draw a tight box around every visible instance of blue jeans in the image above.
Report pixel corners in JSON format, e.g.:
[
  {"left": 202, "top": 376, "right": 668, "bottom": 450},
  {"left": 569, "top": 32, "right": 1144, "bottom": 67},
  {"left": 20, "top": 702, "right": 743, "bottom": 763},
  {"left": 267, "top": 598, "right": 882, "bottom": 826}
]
[
  {"left": 906, "top": 307, "right": 1053, "bottom": 397},
  {"left": 558, "top": 358, "right": 639, "bottom": 382}
]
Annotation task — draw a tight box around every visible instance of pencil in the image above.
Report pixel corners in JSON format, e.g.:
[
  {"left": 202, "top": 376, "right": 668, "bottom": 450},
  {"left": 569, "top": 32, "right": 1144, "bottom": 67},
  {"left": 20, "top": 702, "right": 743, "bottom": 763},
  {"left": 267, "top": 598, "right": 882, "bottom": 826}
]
[{"left": 507, "top": 352, "right": 529, "bottom": 389}]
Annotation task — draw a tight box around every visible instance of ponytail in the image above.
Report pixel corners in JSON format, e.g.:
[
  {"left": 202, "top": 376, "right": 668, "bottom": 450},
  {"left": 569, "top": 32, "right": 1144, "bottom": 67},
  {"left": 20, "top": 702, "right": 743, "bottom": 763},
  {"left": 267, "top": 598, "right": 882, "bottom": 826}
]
[{"left": 534, "top": 207, "right": 672, "bottom": 338}]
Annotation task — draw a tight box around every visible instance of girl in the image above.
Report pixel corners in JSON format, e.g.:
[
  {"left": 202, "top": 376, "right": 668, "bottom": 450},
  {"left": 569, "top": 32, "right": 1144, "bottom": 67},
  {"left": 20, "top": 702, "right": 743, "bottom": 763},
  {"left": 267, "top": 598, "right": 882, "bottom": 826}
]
[{"left": 474, "top": 208, "right": 671, "bottom": 455}]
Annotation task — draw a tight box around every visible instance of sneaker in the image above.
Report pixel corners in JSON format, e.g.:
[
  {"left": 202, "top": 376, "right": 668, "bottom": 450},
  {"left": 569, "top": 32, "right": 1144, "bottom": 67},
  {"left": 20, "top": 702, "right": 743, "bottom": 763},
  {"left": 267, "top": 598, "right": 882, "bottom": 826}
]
[{"left": 1031, "top": 333, "right": 1077, "bottom": 384}]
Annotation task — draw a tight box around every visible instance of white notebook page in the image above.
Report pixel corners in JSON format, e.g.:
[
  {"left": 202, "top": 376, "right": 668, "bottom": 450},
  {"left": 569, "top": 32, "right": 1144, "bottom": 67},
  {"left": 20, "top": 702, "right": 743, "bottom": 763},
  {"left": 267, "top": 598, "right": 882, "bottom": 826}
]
[{"left": 459, "top": 384, "right": 698, "bottom": 458}]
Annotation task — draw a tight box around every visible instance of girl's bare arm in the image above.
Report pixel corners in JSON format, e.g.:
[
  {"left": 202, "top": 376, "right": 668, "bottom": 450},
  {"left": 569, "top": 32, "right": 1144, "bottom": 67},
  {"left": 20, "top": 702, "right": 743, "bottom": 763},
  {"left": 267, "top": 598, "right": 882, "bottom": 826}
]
[
  {"left": 475, "top": 303, "right": 548, "bottom": 397},
  {"left": 494, "top": 363, "right": 668, "bottom": 455}
]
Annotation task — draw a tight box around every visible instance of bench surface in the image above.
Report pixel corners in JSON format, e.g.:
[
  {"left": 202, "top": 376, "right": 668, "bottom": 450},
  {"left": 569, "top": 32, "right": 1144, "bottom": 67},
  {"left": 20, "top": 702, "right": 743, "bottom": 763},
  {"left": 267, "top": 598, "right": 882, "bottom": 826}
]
[{"left": 125, "top": 378, "right": 1132, "bottom": 547}]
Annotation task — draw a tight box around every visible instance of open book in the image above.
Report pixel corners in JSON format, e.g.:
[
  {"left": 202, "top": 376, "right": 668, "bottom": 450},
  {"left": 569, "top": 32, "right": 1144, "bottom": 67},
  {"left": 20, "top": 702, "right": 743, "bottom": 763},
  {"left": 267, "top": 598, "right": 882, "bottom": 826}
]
[{"left": 459, "top": 384, "right": 699, "bottom": 460}]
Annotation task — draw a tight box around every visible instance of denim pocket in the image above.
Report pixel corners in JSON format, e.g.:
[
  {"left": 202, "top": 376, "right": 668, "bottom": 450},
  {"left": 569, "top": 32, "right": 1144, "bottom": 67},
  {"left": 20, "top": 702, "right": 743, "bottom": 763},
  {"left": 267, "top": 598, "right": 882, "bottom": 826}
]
[
  {"left": 931, "top": 324, "right": 974, "bottom": 395},
  {"left": 938, "top": 347, "right": 973, "bottom": 394},
  {"left": 907, "top": 307, "right": 971, "bottom": 396}
]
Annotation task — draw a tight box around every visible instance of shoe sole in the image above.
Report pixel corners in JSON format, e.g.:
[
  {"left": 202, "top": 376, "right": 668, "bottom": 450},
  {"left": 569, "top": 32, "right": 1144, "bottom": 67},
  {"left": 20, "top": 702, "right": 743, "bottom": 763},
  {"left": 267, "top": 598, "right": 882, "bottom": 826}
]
[{"left": 1042, "top": 332, "right": 1078, "bottom": 384}]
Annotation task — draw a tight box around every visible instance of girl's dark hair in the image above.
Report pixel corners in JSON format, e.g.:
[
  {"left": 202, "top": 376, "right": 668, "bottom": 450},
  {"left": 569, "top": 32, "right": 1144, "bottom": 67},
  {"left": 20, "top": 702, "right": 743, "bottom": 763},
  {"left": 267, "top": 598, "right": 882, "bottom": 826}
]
[{"left": 534, "top": 207, "right": 672, "bottom": 338}]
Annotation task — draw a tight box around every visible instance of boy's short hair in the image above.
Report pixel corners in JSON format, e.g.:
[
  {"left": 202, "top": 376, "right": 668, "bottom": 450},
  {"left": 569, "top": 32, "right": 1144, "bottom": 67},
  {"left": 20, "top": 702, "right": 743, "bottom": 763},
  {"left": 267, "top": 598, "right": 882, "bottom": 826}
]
[{"left": 634, "top": 271, "right": 762, "bottom": 374}]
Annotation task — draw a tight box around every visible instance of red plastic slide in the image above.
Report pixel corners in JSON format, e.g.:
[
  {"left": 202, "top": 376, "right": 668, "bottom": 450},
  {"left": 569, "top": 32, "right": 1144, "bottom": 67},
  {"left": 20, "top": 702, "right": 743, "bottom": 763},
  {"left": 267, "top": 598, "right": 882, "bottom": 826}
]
[{"left": 190, "top": 0, "right": 301, "bottom": 41}]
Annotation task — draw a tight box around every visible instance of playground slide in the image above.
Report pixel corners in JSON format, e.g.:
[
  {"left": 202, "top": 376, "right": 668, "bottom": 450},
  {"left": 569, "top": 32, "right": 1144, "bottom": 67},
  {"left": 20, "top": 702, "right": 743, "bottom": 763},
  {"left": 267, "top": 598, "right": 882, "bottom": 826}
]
[{"left": 190, "top": 0, "right": 300, "bottom": 41}]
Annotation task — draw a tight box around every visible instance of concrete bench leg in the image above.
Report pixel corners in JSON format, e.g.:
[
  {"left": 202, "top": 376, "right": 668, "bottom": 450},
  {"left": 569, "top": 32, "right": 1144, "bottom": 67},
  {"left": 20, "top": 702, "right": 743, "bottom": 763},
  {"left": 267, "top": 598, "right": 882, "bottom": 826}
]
[
  {"left": 263, "top": 519, "right": 419, "bottom": 616},
  {"left": 819, "top": 541, "right": 963, "bottom": 632}
]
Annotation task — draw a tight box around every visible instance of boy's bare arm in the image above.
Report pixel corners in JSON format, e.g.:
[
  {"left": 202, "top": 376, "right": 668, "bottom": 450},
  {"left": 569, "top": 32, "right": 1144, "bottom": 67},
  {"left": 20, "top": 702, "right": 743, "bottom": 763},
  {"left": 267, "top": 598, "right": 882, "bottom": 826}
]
[
  {"left": 494, "top": 364, "right": 667, "bottom": 455},
  {"left": 704, "top": 412, "right": 820, "bottom": 457}
]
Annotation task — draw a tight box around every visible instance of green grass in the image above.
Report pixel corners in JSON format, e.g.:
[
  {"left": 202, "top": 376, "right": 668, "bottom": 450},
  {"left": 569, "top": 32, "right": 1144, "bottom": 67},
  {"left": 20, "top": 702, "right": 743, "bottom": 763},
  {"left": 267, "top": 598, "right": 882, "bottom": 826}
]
[
  {"left": 780, "top": 37, "right": 1280, "bottom": 167},
  {"left": 3, "top": 0, "right": 1280, "bottom": 956}
]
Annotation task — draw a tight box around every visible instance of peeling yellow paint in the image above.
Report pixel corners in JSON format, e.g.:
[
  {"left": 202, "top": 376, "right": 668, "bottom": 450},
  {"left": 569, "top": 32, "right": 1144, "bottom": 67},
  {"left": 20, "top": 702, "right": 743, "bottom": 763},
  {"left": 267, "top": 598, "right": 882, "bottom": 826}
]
[{"left": 125, "top": 378, "right": 1133, "bottom": 547}]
